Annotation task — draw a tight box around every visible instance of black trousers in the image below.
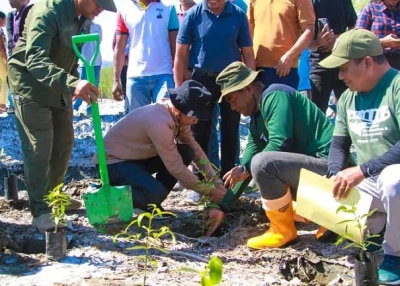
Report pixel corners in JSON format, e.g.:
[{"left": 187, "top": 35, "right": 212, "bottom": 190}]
[
  {"left": 106, "top": 144, "right": 194, "bottom": 209},
  {"left": 310, "top": 67, "right": 347, "bottom": 113},
  {"left": 191, "top": 72, "right": 240, "bottom": 177}
]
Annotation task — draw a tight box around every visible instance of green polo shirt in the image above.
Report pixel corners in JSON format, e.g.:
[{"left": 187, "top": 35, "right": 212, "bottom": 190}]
[
  {"left": 219, "top": 84, "right": 334, "bottom": 211},
  {"left": 7, "top": 0, "right": 90, "bottom": 108}
]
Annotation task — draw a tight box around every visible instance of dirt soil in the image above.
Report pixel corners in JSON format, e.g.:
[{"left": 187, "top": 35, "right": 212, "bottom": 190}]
[{"left": 0, "top": 179, "right": 380, "bottom": 286}]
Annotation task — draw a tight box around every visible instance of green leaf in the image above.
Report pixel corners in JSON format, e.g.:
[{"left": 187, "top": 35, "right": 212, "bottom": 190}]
[
  {"left": 179, "top": 267, "right": 204, "bottom": 274},
  {"left": 150, "top": 259, "right": 158, "bottom": 267},
  {"left": 150, "top": 246, "right": 169, "bottom": 254},
  {"left": 337, "top": 219, "right": 356, "bottom": 225},
  {"left": 208, "top": 256, "right": 223, "bottom": 284},
  {"left": 336, "top": 205, "right": 348, "bottom": 214},
  {"left": 137, "top": 212, "right": 151, "bottom": 226},
  {"left": 201, "top": 276, "right": 213, "bottom": 286},
  {"left": 127, "top": 245, "right": 146, "bottom": 251}
]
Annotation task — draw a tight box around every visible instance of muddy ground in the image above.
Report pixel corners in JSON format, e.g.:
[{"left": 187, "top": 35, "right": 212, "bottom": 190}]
[
  {"left": 0, "top": 102, "right": 378, "bottom": 286},
  {"left": 0, "top": 179, "right": 378, "bottom": 286}
]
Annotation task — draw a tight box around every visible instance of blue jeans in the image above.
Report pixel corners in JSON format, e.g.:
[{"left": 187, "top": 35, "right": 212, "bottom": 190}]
[
  {"left": 126, "top": 74, "right": 174, "bottom": 112},
  {"left": 73, "top": 66, "right": 101, "bottom": 111},
  {"left": 258, "top": 67, "right": 299, "bottom": 89},
  {"left": 106, "top": 144, "right": 193, "bottom": 210}
]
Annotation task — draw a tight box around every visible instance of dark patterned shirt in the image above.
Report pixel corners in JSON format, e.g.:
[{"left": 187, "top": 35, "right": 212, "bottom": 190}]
[{"left": 356, "top": 1, "right": 400, "bottom": 54}]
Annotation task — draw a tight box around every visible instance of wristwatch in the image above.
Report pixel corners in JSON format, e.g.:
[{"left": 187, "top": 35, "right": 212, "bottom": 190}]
[{"left": 240, "top": 165, "right": 249, "bottom": 175}]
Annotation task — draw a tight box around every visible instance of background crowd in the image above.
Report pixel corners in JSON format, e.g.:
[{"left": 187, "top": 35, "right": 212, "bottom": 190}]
[{"left": 1, "top": 0, "right": 400, "bottom": 284}]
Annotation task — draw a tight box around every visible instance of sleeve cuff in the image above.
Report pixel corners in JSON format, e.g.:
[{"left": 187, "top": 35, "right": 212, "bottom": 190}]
[{"left": 360, "top": 163, "right": 372, "bottom": 178}]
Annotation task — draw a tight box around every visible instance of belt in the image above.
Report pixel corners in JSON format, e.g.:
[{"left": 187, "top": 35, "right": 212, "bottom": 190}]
[{"left": 193, "top": 68, "right": 220, "bottom": 78}]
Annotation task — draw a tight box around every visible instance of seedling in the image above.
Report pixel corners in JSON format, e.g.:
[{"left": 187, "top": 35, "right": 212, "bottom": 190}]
[
  {"left": 181, "top": 255, "right": 223, "bottom": 285},
  {"left": 193, "top": 159, "right": 223, "bottom": 235},
  {"left": 113, "top": 204, "right": 177, "bottom": 285},
  {"left": 43, "top": 183, "right": 71, "bottom": 233},
  {"left": 334, "top": 204, "right": 380, "bottom": 261}
]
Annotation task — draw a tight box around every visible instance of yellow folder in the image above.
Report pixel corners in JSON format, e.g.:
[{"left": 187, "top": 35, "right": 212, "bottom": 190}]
[{"left": 296, "top": 169, "right": 373, "bottom": 242}]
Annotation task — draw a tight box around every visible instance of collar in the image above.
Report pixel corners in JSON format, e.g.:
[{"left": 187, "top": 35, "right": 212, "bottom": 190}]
[
  {"left": 178, "top": 2, "right": 196, "bottom": 14},
  {"left": 376, "top": 1, "right": 400, "bottom": 12},
  {"left": 133, "top": 0, "right": 160, "bottom": 9},
  {"left": 14, "top": 5, "right": 26, "bottom": 17},
  {"left": 64, "top": 0, "right": 79, "bottom": 21},
  {"left": 162, "top": 100, "right": 181, "bottom": 134},
  {"left": 201, "top": 0, "right": 232, "bottom": 15}
]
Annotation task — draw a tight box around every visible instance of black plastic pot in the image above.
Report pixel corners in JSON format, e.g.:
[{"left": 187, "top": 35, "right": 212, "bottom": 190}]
[
  {"left": 45, "top": 227, "right": 67, "bottom": 261},
  {"left": 4, "top": 174, "right": 18, "bottom": 201},
  {"left": 354, "top": 253, "right": 378, "bottom": 286}
]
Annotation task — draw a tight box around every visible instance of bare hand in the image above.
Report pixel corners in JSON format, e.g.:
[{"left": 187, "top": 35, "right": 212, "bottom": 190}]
[
  {"left": 320, "top": 33, "right": 337, "bottom": 53},
  {"left": 205, "top": 208, "right": 225, "bottom": 237},
  {"left": 381, "top": 34, "right": 400, "bottom": 49},
  {"left": 275, "top": 52, "right": 294, "bottom": 77},
  {"left": 223, "top": 166, "right": 249, "bottom": 189},
  {"left": 112, "top": 81, "right": 124, "bottom": 101},
  {"left": 332, "top": 166, "right": 365, "bottom": 200},
  {"left": 72, "top": 80, "right": 99, "bottom": 105},
  {"left": 209, "top": 184, "right": 227, "bottom": 204},
  {"left": 317, "top": 24, "right": 335, "bottom": 49}
]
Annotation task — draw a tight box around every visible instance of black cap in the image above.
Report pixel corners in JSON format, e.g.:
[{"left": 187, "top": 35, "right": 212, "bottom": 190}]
[{"left": 168, "top": 80, "right": 213, "bottom": 121}]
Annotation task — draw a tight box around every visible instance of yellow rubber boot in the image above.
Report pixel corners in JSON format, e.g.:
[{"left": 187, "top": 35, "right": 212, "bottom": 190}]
[
  {"left": 247, "top": 201, "right": 297, "bottom": 250},
  {"left": 292, "top": 201, "right": 310, "bottom": 223}
]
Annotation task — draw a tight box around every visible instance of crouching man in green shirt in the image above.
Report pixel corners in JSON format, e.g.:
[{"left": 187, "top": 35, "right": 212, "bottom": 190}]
[
  {"left": 207, "top": 61, "right": 334, "bottom": 249},
  {"left": 320, "top": 29, "right": 400, "bottom": 284},
  {"left": 7, "top": 0, "right": 117, "bottom": 233}
]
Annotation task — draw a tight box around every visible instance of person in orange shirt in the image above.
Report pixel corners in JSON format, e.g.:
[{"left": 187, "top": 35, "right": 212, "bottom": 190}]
[{"left": 248, "top": 0, "right": 316, "bottom": 89}]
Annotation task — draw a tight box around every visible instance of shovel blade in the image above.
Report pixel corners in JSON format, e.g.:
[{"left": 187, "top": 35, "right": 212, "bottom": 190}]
[{"left": 83, "top": 185, "right": 133, "bottom": 227}]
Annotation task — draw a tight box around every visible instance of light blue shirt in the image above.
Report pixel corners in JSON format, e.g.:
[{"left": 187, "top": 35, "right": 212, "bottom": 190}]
[{"left": 78, "top": 22, "right": 102, "bottom": 67}]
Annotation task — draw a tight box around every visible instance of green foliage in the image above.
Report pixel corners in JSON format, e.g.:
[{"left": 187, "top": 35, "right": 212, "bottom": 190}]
[
  {"left": 193, "top": 159, "right": 222, "bottom": 235},
  {"left": 43, "top": 183, "right": 71, "bottom": 233},
  {"left": 352, "top": 0, "right": 370, "bottom": 13},
  {"left": 99, "top": 66, "right": 113, "bottom": 99},
  {"left": 181, "top": 256, "right": 223, "bottom": 285},
  {"left": 113, "top": 204, "right": 177, "bottom": 286},
  {"left": 334, "top": 204, "right": 381, "bottom": 261}
]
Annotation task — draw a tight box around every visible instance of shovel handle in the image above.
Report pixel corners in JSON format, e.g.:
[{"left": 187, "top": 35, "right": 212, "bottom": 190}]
[{"left": 72, "top": 34, "right": 109, "bottom": 186}]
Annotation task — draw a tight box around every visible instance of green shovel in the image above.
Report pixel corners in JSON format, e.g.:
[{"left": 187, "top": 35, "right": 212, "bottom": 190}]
[{"left": 72, "top": 33, "right": 133, "bottom": 227}]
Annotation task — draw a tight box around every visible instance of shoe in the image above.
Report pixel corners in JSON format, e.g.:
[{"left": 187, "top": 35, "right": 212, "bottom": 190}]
[
  {"left": 183, "top": 191, "right": 202, "bottom": 205},
  {"left": 133, "top": 205, "right": 174, "bottom": 220},
  {"left": 247, "top": 190, "right": 297, "bottom": 250},
  {"left": 0, "top": 110, "right": 7, "bottom": 118},
  {"left": 378, "top": 255, "right": 400, "bottom": 285},
  {"left": 7, "top": 107, "right": 15, "bottom": 114},
  {"left": 32, "top": 213, "right": 67, "bottom": 234},
  {"left": 66, "top": 198, "right": 83, "bottom": 211}
]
